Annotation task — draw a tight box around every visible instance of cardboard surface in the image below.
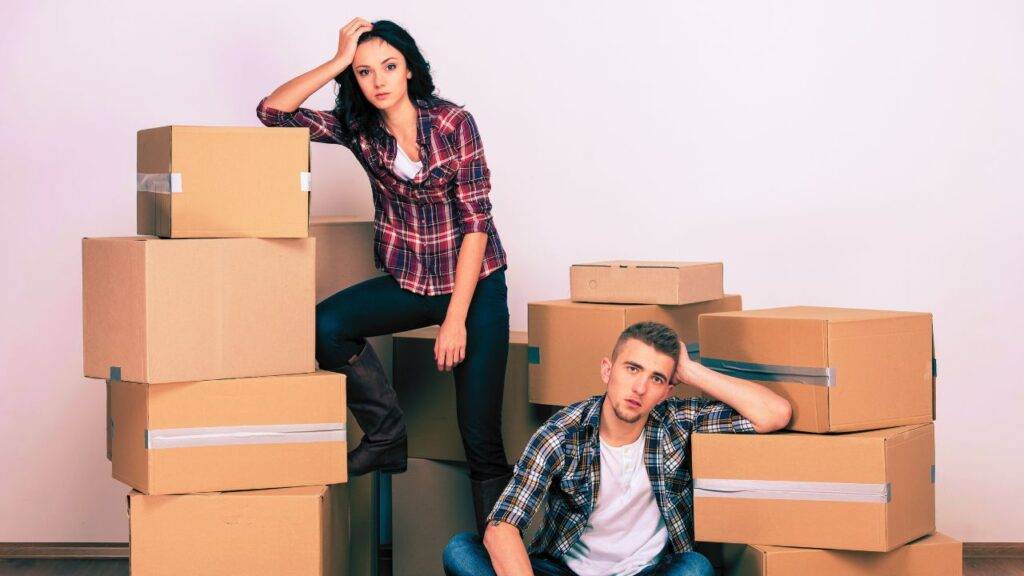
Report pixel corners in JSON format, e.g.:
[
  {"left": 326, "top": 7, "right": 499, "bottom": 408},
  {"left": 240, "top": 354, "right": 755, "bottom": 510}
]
[
  {"left": 693, "top": 423, "right": 935, "bottom": 552},
  {"left": 129, "top": 484, "right": 348, "bottom": 576},
  {"left": 392, "top": 459, "right": 543, "bottom": 576},
  {"left": 109, "top": 371, "right": 347, "bottom": 495},
  {"left": 528, "top": 296, "right": 742, "bottom": 406},
  {"left": 393, "top": 327, "right": 555, "bottom": 463},
  {"left": 699, "top": 306, "right": 934, "bottom": 432},
  {"left": 570, "top": 261, "right": 724, "bottom": 305},
  {"left": 310, "top": 215, "right": 393, "bottom": 384},
  {"left": 724, "top": 532, "right": 962, "bottom": 575},
  {"left": 137, "top": 126, "right": 310, "bottom": 238},
  {"left": 83, "top": 236, "right": 315, "bottom": 384}
]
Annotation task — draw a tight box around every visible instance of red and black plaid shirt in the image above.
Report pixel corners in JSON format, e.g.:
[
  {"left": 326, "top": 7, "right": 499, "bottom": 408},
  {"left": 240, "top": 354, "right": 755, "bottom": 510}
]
[{"left": 257, "top": 96, "right": 507, "bottom": 296}]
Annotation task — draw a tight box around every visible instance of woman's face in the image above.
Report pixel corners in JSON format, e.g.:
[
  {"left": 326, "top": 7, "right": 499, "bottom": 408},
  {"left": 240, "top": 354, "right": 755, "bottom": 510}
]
[{"left": 352, "top": 38, "right": 412, "bottom": 112}]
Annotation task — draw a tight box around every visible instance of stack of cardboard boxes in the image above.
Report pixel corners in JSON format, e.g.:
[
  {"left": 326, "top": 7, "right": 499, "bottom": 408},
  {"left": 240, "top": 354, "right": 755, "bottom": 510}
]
[
  {"left": 526, "top": 261, "right": 963, "bottom": 575},
  {"left": 82, "top": 126, "right": 357, "bottom": 574}
]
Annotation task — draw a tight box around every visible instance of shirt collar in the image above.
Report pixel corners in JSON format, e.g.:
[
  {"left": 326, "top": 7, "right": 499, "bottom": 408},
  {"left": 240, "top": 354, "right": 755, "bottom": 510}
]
[
  {"left": 413, "top": 99, "right": 432, "bottom": 146},
  {"left": 584, "top": 395, "right": 669, "bottom": 438}
]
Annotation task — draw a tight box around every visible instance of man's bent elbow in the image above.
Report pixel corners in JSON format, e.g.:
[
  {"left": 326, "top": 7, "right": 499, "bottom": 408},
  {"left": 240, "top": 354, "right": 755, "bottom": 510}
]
[{"left": 754, "top": 398, "right": 792, "bottom": 433}]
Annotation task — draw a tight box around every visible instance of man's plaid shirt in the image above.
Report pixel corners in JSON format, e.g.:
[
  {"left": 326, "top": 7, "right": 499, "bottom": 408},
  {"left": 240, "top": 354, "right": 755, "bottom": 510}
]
[
  {"left": 257, "top": 97, "right": 507, "bottom": 296},
  {"left": 488, "top": 394, "right": 755, "bottom": 557}
]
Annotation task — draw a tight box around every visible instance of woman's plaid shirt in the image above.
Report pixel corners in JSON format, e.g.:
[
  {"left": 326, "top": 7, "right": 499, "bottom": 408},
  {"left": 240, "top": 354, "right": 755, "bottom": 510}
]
[
  {"left": 488, "top": 394, "right": 755, "bottom": 556},
  {"left": 257, "top": 97, "right": 507, "bottom": 296}
]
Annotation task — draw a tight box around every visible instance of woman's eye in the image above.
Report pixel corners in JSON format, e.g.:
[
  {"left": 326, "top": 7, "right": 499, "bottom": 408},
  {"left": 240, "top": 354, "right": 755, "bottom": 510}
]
[
  {"left": 357, "top": 69, "right": 369, "bottom": 76},
  {"left": 387, "top": 63, "right": 397, "bottom": 70}
]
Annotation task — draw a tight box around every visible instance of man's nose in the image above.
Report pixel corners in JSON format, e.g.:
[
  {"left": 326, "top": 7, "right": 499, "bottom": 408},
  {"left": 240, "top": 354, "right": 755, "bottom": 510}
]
[{"left": 632, "top": 375, "right": 649, "bottom": 395}]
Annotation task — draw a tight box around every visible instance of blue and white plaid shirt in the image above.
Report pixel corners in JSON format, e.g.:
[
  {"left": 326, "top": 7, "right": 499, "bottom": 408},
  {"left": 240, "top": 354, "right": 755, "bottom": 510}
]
[{"left": 488, "top": 394, "right": 754, "bottom": 557}]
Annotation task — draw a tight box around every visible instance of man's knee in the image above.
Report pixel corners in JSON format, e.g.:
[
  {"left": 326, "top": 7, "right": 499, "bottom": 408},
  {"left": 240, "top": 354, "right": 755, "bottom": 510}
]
[
  {"left": 442, "top": 531, "right": 482, "bottom": 575},
  {"left": 663, "top": 551, "right": 714, "bottom": 576}
]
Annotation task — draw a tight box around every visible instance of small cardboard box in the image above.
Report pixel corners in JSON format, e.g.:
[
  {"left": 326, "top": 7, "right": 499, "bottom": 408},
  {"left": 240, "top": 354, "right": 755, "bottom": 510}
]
[
  {"left": 311, "top": 215, "right": 393, "bottom": 381},
  {"left": 392, "top": 459, "right": 543, "bottom": 576},
  {"left": 723, "top": 532, "right": 962, "bottom": 576},
  {"left": 570, "top": 261, "right": 723, "bottom": 305},
  {"left": 109, "top": 371, "right": 347, "bottom": 495},
  {"left": 137, "top": 126, "right": 310, "bottom": 238},
  {"left": 393, "top": 328, "right": 554, "bottom": 463},
  {"left": 129, "top": 484, "right": 348, "bottom": 576},
  {"left": 528, "top": 296, "right": 742, "bottom": 406},
  {"left": 699, "top": 306, "right": 934, "bottom": 432},
  {"left": 693, "top": 423, "right": 935, "bottom": 552},
  {"left": 82, "top": 236, "right": 315, "bottom": 384}
]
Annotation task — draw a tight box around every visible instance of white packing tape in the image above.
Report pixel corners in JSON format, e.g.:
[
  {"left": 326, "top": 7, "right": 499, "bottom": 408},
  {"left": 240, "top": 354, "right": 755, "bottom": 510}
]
[
  {"left": 146, "top": 422, "right": 346, "bottom": 449},
  {"left": 300, "top": 172, "right": 311, "bottom": 192},
  {"left": 137, "top": 173, "right": 182, "bottom": 194},
  {"left": 694, "top": 478, "right": 891, "bottom": 503}
]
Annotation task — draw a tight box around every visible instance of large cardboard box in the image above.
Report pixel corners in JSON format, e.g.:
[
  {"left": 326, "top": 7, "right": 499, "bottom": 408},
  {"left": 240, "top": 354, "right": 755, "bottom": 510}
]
[
  {"left": 137, "top": 126, "right": 310, "bottom": 238},
  {"left": 723, "top": 533, "right": 962, "bottom": 576},
  {"left": 699, "top": 306, "right": 934, "bottom": 432},
  {"left": 570, "top": 261, "right": 723, "bottom": 305},
  {"left": 109, "top": 371, "right": 347, "bottom": 495},
  {"left": 392, "top": 459, "right": 543, "bottom": 576},
  {"left": 393, "top": 327, "right": 554, "bottom": 463},
  {"left": 693, "top": 423, "right": 935, "bottom": 552},
  {"left": 310, "top": 215, "right": 392, "bottom": 382},
  {"left": 528, "top": 296, "right": 742, "bottom": 406},
  {"left": 129, "top": 484, "right": 348, "bottom": 576},
  {"left": 82, "top": 236, "right": 315, "bottom": 384}
]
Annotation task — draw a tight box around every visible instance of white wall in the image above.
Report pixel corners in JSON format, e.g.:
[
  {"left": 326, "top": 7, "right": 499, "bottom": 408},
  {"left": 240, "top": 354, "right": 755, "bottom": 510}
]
[{"left": 1, "top": 0, "right": 1021, "bottom": 542}]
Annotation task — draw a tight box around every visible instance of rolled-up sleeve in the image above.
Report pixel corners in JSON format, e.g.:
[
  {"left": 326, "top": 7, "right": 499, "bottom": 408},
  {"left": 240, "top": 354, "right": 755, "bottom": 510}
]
[
  {"left": 486, "top": 422, "right": 564, "bottom": 532},
  {"left": 452, "top": 113, "right": 494, "bottom": 235},
  {"left": 675, "top": 397, "right": 756, "bottom": 434},
  {"left": 256, "top": 96, "right": 351, "bottom": 147}
]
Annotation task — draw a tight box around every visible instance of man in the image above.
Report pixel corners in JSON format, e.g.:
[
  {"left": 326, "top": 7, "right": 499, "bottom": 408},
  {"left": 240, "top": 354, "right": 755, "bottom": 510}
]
[{"left": 442, "top": 322, "right": 792, "bottom": 576}]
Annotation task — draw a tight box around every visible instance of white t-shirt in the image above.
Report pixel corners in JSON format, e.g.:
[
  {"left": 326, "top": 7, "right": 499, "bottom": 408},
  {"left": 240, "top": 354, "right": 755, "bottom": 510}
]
[
  {"left": 393, "top": 144, "right": 423, "bottom": 180},
  {"left": 562, "top": 432, "right": 669, "bottom": 576}
]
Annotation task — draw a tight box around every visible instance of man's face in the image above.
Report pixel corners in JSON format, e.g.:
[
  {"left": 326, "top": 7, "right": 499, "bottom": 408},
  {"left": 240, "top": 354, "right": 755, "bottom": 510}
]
[{"left": 602, "top": 338, "right": 677, "bottom": 424}]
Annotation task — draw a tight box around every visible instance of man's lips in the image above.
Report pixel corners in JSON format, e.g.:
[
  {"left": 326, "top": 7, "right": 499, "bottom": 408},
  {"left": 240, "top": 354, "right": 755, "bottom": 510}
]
[{"left": 625, "top": 399, "right": 641, "bottom": 409}]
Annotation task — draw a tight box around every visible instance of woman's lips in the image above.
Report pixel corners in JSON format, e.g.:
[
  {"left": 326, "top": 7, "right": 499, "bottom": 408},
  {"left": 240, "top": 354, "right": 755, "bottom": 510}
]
[{"left": 374, "top": 92, "right": 390, "bottom": 100}]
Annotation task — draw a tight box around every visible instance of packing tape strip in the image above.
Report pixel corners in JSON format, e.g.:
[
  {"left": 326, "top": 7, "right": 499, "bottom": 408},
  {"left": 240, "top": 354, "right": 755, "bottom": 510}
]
[
  {"left": 686, "top": 342, "right": 700, "bottom": 361},
  {"left": 137, "top": 173, "right": 183, "bottom": 194},
  {"left": 300, "top": 171, "right": 311, "bottom": 192},
  {"left": 699, "top": 357, "right": 836, "bottom": 387},
  {"left": 146, "top": 422, "right": 346, "bottom": 449},
  {"left": 694, "top": 478, "right": 891, "bottom": 504}
]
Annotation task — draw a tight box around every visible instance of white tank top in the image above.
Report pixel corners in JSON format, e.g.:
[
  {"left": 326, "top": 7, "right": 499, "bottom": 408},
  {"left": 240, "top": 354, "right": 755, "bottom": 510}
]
[{"left": 393, "top": 144, "right": 423, "bottom": 180}]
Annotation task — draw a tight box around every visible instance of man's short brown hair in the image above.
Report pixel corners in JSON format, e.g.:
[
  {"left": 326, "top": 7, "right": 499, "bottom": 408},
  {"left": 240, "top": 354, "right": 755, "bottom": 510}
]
[{"left": 611, "top": 321, "right": 681, "bottom": 365}]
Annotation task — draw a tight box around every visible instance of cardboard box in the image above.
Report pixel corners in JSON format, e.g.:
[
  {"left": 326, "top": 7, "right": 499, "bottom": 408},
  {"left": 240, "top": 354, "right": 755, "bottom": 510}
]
[
  {"left": 311, "top": 215, "right": 392, "bottom": 382},
  {"left": 393, "top": 327, "right": 554, "bottom": 463},
  {"left": 528, "top": 296, "right": 742, "bottom": 406},
  {"left": 109, "top": 371, "right": 347, "bottom": 495},
  {"left": 345, "top": 414, "right": 381, "bottom": 576},
  {"left": 723, "top": 532, "right": 962, "bottom": 576},
  {"left": 392, "top": 459, "right": 543, "bottom": 576},
  {"left": 693, "top": 423, "right": 935, "bottom": 552},
  {"left": 129, "top": 484, "right": 347, "bottom": 576},
  {"left": 137, "top": 126, "right": 310, "bottom": 238},
  {"left": 570, "top": 261, "right": 723, "bottom": 305},
  {"left": 82, "top": 236, "right": 315, "bottom": 384},
  {"left": 699, "top": 306, "right": 934, "bottom": 432}
]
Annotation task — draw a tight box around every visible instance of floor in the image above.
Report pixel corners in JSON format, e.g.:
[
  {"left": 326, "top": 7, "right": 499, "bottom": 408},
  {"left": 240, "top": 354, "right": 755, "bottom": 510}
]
[{"left": 0, "top": 558, "right": 1020, "bottom": 575}]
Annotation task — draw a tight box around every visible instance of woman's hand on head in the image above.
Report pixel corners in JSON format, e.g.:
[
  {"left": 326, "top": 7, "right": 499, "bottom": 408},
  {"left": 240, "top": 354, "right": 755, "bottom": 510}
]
[{"left": 334, "top": 18, "right": 373, "bottom": 68}]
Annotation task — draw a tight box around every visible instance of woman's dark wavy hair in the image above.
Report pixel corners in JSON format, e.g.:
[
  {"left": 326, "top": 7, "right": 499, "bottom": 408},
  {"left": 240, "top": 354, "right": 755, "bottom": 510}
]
[{"left": 334, "top": 20, "right": 441, "bottom": 138}]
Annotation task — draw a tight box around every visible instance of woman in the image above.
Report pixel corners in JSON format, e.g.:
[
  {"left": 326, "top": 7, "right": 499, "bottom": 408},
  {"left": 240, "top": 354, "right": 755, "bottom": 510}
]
[{"left": 257, "top": 18, "right": 511, "bottom": 531}]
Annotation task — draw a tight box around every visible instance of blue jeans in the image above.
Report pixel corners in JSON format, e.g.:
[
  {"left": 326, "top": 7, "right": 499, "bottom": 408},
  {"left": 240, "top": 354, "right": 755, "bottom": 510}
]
[{"left": 442, "top": 532, "right": 715, "bottom": 576}]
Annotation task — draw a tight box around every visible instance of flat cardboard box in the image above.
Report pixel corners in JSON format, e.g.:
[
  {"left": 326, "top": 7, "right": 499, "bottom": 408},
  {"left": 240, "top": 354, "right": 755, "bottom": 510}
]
[
  {"left": 82, "top": 236, "right": 315, "bottom": 384},
  {"left": 109, "top": 371, "right": 347, "bottom": 495},
  {"left": 693, "top": 423, "right": 935, "bottom": 552},
  {"left": 311, "top": 215, "right": 392, "bottom": 382},
  {"left": 570, "top": 261, "right": 724, "bottom": 305},
  {"left": 129, "top": 485, "right": 347, "bottom": 576},
  {"left": 699, "top": 306, "right": 934, "bottom": 432},
  {"left": 528, "top": 296, "right": 742, "bottom": 406},
  {"left": 137, "top": 126, "right": 310, "bottom": 238},
  {"left": 392, "top": 459, "right": 543, "bottom": 576},
  {"left": 723, "top": 533, "right": 962, "bottom": 575},
  {"left": 393, "top": 327, "right": 555, "bottom": 463}
]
